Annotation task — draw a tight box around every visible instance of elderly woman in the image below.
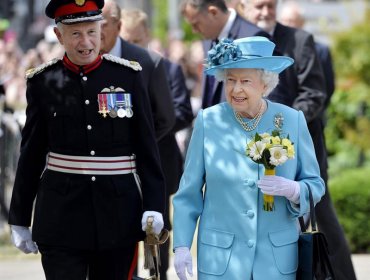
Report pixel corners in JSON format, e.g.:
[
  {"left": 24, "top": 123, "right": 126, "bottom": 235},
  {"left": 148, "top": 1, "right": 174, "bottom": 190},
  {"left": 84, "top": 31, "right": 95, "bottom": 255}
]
[{"left": 172, "top": 36, "right": 325, "bottom": 280}]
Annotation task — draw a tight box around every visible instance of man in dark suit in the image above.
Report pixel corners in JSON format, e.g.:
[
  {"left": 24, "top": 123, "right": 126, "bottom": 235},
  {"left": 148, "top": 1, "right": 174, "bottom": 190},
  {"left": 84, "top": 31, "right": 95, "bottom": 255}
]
[
  {"left": 119, "top": 8, "right": 194, "bottom": 280},
  {"left": 102, "top": 2, "right": 193, "bottom": 279},
  {"left": 101, "top": 1, "right": 175, "bottom": 143},
  {"left": 181, "top": 0, "right": 270, "bottom": 109},
  {"left": 244, "top": 0, "right": 356, "bottom": 279},
  {"left": 8, "top": 0, "right": 165, "bottom": 279},
  {"left": 279, "top": 0, "right": 335, "bottom": 112}
]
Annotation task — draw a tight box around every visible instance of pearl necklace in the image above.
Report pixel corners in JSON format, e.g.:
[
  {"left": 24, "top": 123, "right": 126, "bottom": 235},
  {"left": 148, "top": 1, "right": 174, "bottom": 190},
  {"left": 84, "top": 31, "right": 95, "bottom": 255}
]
[{"left": 234, "top": 101, "right": 265, "bottom": 132}]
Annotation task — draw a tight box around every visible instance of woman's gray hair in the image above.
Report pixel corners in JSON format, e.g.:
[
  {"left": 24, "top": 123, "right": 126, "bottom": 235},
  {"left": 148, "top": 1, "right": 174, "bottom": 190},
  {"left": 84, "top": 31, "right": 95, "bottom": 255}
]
[{"left": 215, "top": 68, "right": 279, "bottom": 97}]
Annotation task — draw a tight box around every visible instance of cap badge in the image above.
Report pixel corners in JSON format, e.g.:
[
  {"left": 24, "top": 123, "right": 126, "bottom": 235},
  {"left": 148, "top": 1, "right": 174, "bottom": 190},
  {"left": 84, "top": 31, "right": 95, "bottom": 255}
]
[{"left": 75, "top": 0, "right": 86, "bottom": 7}]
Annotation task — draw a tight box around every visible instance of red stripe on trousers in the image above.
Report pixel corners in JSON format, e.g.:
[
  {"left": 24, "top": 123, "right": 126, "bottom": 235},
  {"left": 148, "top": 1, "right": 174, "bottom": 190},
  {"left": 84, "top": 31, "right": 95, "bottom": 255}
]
[{"left": 128, "top": 242, "right": 139, "bottom": 280}]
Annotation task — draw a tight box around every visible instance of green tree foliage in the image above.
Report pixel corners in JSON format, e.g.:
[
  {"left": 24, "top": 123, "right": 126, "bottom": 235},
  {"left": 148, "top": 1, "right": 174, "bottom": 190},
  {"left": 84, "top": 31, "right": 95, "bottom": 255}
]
[
  {"left": 151, "top": 0, "right": 200, "bottom": 46},
  {"left": 152, "top": 0, "right": 168, "bottom": 44},
  {"left": 330, "top": 167, "right": 370, "bottom": 253},
  {"left": 326, "top": 8, "right": 370, "bottom": 170}
]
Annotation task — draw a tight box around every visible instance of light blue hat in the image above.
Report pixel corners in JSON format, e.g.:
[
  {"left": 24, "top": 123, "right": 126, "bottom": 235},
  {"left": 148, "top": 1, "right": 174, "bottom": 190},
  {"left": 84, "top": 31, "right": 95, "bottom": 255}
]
[{"left": 204, "top": 36, "right": 294, "bottom": 76}]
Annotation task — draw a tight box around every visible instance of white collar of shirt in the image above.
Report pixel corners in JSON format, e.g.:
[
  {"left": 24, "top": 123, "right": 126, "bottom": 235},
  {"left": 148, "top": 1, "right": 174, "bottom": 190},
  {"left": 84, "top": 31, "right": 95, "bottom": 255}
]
[
  {"left": 109, "top": 37, "right": 122, "bottom": 57},
  {"left": 270, "top": 24, "right": 277, "bottom": 37},
  {"left": 218, "top": 8, "right": 237, "bottom": 41}
]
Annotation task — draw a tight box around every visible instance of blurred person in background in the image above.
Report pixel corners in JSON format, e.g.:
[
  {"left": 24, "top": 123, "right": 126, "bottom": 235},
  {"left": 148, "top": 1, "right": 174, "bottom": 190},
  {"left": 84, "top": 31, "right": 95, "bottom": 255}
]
[
  {"left": 8, "top": 0, "right": 166, "bottom": 279},
  {"left": 278, "top": 2, "right": 356, "bottom": 280},
  {"left": 172, "top": 40, "right": 205, "bottom": 157},
  {"left": 225, "top": 0, "right": 245, "bottom": 16},
  {"left": 243, "top": 0, "right": 356, "bottom": 279},
  {"left": 279, "top": 0, "right": 335, "bottom": 118},
  {"left": 148, "top": 37, "right": 166, "bottom": 56},
  {"left": 0, "top": 37, "right": 27, "bottom": 112},
  {"left": 120, "top": 8, "right": 193, "bottom": 280},
  {"left": 168, "top": 39, "right": 187, "bottom": 65},
  {"left": 180, "top": 0, "right": 269, "bottom": 110},
  {"left": 101, "top": 0, "right": 176, "bottom": 143},
  {"left": 166, "top": 39, "right": 205, "bottom": 157}
]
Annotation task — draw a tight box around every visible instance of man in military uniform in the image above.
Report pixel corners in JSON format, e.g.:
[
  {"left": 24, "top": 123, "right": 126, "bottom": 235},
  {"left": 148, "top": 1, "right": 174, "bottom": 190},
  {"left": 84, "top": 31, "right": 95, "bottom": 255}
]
[{"left": 7, "top": 0, "right": 166, "bottom": 279}]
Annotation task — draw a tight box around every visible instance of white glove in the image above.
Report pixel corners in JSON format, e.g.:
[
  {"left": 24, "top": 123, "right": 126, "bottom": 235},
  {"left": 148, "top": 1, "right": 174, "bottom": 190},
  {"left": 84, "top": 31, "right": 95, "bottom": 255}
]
[
  {"left": 258, "top": 175, "right": 300, "bottom": 204},
  {"left": 141, "top": 211, "right": 164, "bottom": 235},
  {"left": 10, "top": 225, "right": 38, "bottom": 254},
  {"left": 174, "top": 247, "right": 193, "bottom": 280}
]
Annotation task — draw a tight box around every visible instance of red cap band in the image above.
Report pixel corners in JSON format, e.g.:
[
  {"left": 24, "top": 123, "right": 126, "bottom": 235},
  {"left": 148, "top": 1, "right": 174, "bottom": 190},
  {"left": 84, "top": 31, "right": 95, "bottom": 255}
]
[{"left": 55, "top": 1, "right": 99, "bottom": 18}]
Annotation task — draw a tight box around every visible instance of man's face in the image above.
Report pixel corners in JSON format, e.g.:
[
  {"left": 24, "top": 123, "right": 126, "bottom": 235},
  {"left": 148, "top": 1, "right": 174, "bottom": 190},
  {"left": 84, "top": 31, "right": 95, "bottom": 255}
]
[
  {"left": 120, "top": 23, "right": 149, "bottom": 49},
  {"left": 244, "top": 0, "right": 277, "bottom": 33},
  {"left": 183, "top": 4, "right": 220, "bottom": 40},
  {"left": 279, "top": 7, "right": 304, "bottom": 29},
  {"left": 100, "top": 4, "right": 121, "bottom": 53},
  {"left": 54, "top": 21, "right": 101, "bottom": 65}
]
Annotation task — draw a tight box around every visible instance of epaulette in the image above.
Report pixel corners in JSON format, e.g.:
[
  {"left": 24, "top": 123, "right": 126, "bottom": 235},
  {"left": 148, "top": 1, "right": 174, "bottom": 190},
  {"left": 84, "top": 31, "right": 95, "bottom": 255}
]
[
  {"left": 102, "top": 54, "right": 142, "bottom": 71},
  {"left": 25, "top": 58, "right": 61, "bottom": 79}
]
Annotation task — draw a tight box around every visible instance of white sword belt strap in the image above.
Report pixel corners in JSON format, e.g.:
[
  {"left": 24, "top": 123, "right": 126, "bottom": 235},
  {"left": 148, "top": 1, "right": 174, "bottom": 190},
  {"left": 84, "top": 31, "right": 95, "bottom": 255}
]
[{"left": 47, "top": 152, "right": 137, "bottom": 175}]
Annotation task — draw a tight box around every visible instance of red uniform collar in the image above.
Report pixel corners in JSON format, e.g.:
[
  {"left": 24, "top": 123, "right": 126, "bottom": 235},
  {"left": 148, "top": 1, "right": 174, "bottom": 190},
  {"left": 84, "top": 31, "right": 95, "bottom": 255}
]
[{"left": 62, "top": 54, "right": 102, "bottom": 74}]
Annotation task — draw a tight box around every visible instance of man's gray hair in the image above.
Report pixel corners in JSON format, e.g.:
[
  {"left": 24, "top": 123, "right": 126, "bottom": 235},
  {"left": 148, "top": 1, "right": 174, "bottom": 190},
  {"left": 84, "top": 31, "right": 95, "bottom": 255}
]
[
  {"left": 105, "top": 0, "right": 122, "bottom": 21},
  {"left": 215, "top": 68, "right": 279, "bottom": 97}
]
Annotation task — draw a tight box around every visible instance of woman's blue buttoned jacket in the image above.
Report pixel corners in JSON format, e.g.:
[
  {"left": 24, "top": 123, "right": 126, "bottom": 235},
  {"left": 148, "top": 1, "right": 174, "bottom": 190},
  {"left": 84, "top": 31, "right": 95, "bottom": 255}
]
[{"left": 173, "top": 101, "right": 325, "bottom": 280}]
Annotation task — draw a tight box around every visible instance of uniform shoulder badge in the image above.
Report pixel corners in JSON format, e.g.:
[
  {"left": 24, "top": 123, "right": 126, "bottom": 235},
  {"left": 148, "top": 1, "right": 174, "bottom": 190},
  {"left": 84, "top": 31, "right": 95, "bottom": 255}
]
[
  {"left": 25, "top": 58, "right": 61, "bottom": 79},
  {"left": 102, "top": 54, "right": 142, "bottom": 71}
]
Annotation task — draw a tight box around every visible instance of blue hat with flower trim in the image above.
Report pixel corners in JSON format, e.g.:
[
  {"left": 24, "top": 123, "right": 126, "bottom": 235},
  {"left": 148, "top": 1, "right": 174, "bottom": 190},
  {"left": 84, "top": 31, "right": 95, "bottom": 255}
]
[{"left": 204, "top": 36, "right": 294, "bottom": 75}]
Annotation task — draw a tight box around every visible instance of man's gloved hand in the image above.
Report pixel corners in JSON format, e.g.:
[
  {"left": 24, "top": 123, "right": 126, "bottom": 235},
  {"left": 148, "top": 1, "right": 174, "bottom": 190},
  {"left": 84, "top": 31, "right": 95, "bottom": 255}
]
[
  {"left": 141, "top": 211, "right": 164, "bottom": 235},
  {"left": 258, "top": 175, "right": 300, "bottom": 204},
  {"left": 174, "top": 247, "right": 193, "bottom": 280},
  {"left": 10, "top": 225, "right": 38, "bottom": 254}
]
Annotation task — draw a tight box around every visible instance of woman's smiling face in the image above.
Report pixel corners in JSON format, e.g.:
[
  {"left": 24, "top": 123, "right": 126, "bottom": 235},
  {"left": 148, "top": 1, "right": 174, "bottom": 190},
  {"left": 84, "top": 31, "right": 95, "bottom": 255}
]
[{"left": 225, "top": 68, "right": 267, "bottom": 117}]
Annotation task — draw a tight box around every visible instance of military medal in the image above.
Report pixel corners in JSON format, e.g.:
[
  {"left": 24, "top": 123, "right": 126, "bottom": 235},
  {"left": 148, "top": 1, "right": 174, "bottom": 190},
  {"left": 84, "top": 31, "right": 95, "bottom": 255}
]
[
  {"left": 116, "top": 93, "right": 126, "bottom": 118},
  {"left": 99, "top": 87, "right": 130, "bottom": 119},
  {"left": 107, "top": 94, "right": 117, "bottom": 118},
  {"left": 126, "top": 108, "right": 133, "bottom": 118},
  {"left": 98, "top": 94, "right": 109, "bottom": 118},
  {"left": 109, "top": 109, "right": 118, "bottom": 118},
  {"left": 117, "top": 107, "right": 126, "bottom": 118},
  {"left": 124, "top": 93, "right": 133, "bottom": 118}
]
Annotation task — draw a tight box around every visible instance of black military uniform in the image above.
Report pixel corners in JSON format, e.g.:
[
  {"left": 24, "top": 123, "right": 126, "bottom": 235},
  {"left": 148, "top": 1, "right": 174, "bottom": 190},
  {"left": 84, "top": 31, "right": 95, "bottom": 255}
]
[{"left": 8, "top": 0, "right": 165, "bottom": 279}]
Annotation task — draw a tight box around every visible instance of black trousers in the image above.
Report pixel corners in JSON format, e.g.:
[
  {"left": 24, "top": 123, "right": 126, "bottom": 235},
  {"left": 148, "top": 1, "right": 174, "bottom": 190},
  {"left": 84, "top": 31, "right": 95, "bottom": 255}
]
[
  {"left": 38, "top": 243, "right": 137, "bottom": 280},
  {"left": 315, "top": 183, "right": 357, "bottom": 280}
]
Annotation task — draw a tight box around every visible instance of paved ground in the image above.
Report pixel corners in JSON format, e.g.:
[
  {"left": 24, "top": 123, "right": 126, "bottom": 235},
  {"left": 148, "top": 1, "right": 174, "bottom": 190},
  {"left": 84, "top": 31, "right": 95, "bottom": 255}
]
[
  {"left": 1, "top": 218, "right": 369, "bottom": 279},
  {"left": 0, "top": 251, "right": 369, "bottom": 279}
]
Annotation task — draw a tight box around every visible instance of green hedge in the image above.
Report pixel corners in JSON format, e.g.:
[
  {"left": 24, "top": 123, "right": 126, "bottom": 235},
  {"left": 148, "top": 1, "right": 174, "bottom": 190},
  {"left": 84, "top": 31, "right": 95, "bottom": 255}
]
[{"left": 329, "top": 167, "right": 370, "bottom": 253}]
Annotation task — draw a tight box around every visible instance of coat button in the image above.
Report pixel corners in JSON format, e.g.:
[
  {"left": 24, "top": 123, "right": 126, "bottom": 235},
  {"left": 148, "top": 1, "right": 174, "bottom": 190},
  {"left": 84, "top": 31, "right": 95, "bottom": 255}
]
[
  {"left": 247, "top": 240, "right": 255, "bottom": 248},
  {"left": 85, "top": 100, "right": 90, "bottom": 105},
  {"left": 246, "top": 210, "right": 255, "bottom": 218},
  {"left": 243, "top": 179, "right": 256, "bottom": 188},
  {"left": 87, "top": 125, "right": 92, "bottom": 130},
  {"left": 90, "top": 150, "right": 95, "bottom": 156},
  {"left": 91, "top": 176, "right": 96, "bottom": 182},
  {"left": 82, "top": 76, "right": 87, "bottom": 81}
]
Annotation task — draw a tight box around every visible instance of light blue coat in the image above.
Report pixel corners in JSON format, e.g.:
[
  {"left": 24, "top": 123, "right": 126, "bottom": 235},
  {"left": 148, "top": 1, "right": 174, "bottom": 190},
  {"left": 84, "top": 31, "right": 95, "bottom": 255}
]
[{"left": 173, "top": 101, "right": 325, "bottom": 280}]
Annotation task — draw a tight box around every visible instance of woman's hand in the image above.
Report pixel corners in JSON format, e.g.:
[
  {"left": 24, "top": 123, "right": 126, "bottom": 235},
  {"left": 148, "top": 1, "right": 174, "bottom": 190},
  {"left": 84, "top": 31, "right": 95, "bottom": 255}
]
[
  {"left": 174, "top": 247, "right": 193, "bottom": 280},
  {"left": 258, "top": 175, "right": 300, "bottom": 203}
]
